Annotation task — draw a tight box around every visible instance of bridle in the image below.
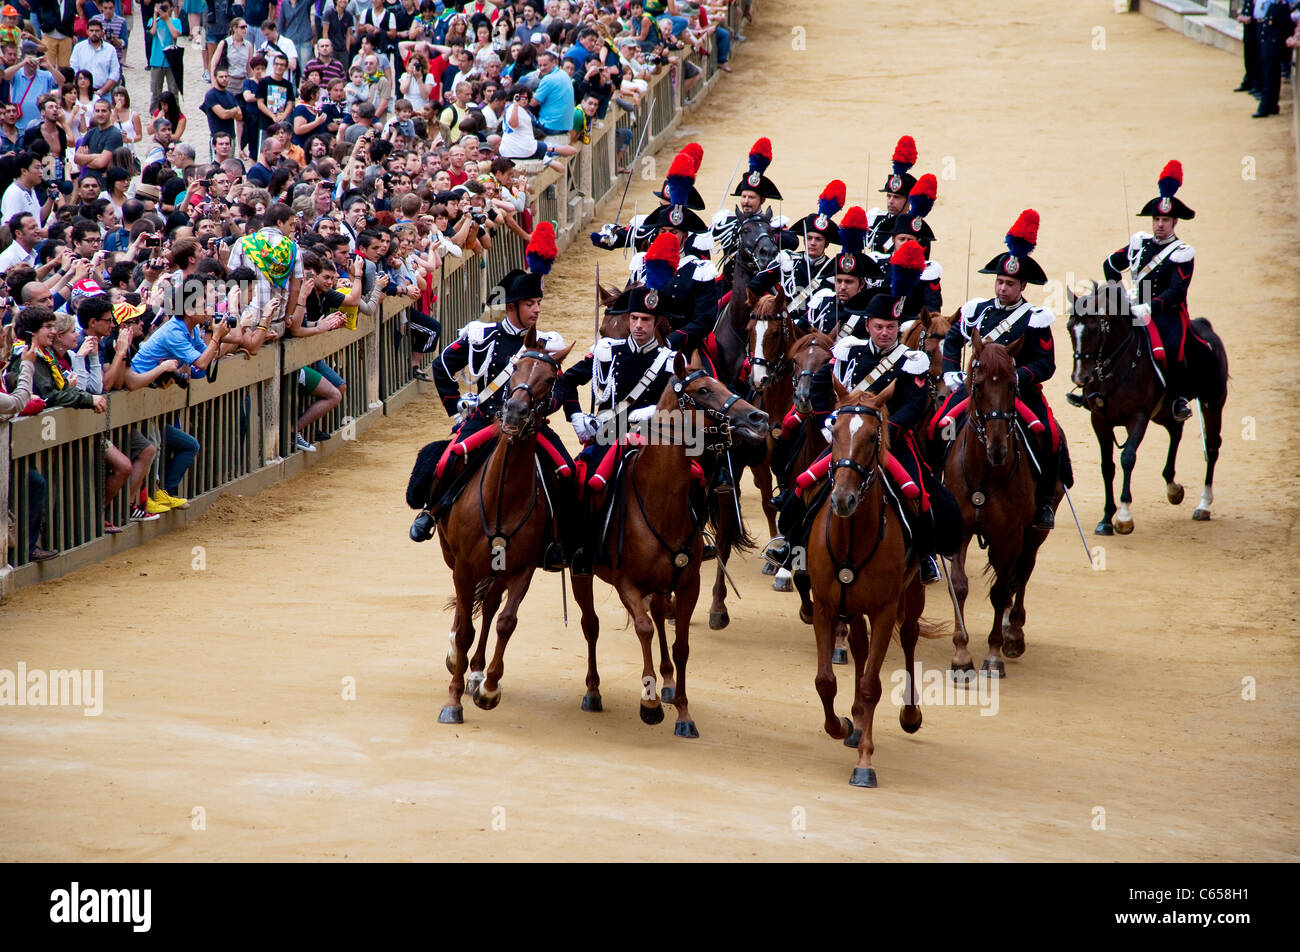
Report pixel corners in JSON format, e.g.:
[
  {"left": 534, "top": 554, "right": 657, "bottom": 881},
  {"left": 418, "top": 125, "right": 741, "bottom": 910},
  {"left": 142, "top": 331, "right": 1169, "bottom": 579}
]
[
  {"left": 747, "top": 309, "right": 791, "bottom": 391},
  {"left": 1069, "top": 308, "right": 1141, "bottom": 403},
  {"left": 824, "top": 403, "right": 888, "bottom": 612},
  {"left": 792, "top": 335, "right": 832, "bottom": 409},
  {"left": 828, "top": 404, "right": 883, "bottom": 503},
  {"left": 967, "top": 357, "right": 1020, "bottom": 450},
  {"left": 672, "top": 368, "right": 743, "bottom": 452},
  {"left": 738, "top": 214, "right": 778, "bottom": 275},
  {"left": 498, "top": 349, "right": 560, "bottom": 441}
]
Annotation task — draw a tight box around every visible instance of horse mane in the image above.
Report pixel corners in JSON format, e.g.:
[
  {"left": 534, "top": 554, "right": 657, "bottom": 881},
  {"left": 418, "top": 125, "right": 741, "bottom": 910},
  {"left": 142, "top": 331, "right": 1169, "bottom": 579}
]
[
  {"left": 749, "top": 286, "right": 786, "bottom": 318},
  {"left": 787, "top": 328, "right": 834, "bottom": 360},
  {"left": 974, "top": 340, "right": 1016, "bottom": 383}
]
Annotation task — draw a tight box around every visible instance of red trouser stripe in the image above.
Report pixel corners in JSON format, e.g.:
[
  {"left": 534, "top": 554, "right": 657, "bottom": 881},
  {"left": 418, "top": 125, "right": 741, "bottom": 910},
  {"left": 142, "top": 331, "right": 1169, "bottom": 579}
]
[
  {"left": 536, "top": 433, "right": 572, "bottom": 478},
  {"left": 929, "top": 396, "right": 969, "bottom": 439}
]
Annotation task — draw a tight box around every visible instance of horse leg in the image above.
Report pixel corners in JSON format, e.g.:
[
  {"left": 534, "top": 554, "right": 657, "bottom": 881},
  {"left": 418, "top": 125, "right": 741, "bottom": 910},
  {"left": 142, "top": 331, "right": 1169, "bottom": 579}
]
[
  {"left": 617, "top": 581, "right": 664, "bottom": 725},
  {"left": 981, "top": 549, "right": 1018, "bottom": 679},
  {"left": 466, "top": 581, "right": 503, "bottom": 697},
  {"left": 793, "top": 561, "right": 814, "bottom": 623},
  {"left": 1193, "top": 399, "right": 1223, "bottom": 521},
  {"left": 1003, "top": 532, "right": 1045, "bottom": 660},
  {"left": 897, "top": 578, "right": 924, "bottom": 734},
  {"left": 842, "top": 614, "right": 868, "bottom": 748},
  {"left": 1114, "top": 414, "right": 1150, "bottom": 535},
  {"left": 709, "top": 495, "right": 733, "bottom": 629},
  {"left": 440, "top": 565, "right": 478, "bottom": 724},
  {"left": 1092, "top": 412, "right": 1118, "bottom": 535},
  {"left": 651, "top": 594, "right": 676, "bottom": 704},
  {"left": 1161, "top": 419, "right": 1186, "bottom": 505},
  {"left": 949, "top": 535, "right": 976, "bottom": 682},
  {"left": 669, "top": 568, "right": 702, "bottom": 737},
  {"left": 850, "top": 599, "right": 899, "bottom": 788},
  {"left": 812, "top": 598, "right": 851, "bottom": 742},
  {"left": 832, "top": 620, "right": 849, "bottom": 665},
  {"left": 474, "top": 568, "right": 534, "bottom": 711},
  {"left": 571, "top": 573, "right": 603, "bottom": 712}
]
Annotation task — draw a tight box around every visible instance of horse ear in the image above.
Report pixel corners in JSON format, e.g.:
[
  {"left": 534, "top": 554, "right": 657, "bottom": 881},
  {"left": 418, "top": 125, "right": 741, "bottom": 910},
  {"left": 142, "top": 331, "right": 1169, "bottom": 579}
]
[
  {"left": 971, "top": 324, "right": 983, "bottom": 355},
  {"left": 734, "top": 205, "right": 742, "bottom": 218},
  {"left": 919, "top": 307, "right": 933, "bottom": 331},
  {"left": 874, "top": 380, "right": 896, "bottom": 406},
  {"left": 523, "top": 326, "right": 538, "bottom": 350},
  {"left": 673, "top": 349, "right": 687, "bottom": 379},
  {"left": 1065, "top": 286, "right": 1076, "bottom": 312},
  {"left": 553, "top": 342, "right": 575, "bottom": 364},
  {"left": 763, "top": 207, "right": 772, "bottom": 220},
  {"left": 745, "top": 288, "right": 758, "bottom": 311},
  {"left": 1006, "top": 336, "right": 1026, "bottom": 359},
  {"left": 789, "top": 322, "right": 809, "bottom": 343},
  {"left": 831, "top": 374, "right": 850, "bottom": 405}
]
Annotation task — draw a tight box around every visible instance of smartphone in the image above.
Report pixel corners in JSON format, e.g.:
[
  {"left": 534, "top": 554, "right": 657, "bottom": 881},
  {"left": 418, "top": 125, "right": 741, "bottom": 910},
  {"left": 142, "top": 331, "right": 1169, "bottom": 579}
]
[{"left": 143, "top": 236, "right": 162, "bottom": 250}]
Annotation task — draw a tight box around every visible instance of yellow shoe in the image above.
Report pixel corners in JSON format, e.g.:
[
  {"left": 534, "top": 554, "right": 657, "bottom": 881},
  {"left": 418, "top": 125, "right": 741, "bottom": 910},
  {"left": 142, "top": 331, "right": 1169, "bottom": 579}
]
[
  {"left": 144, "top": 496, "right": 171, "bottom": 515},
  {"left": 152, "top": 489, "right": 190, "bottom": 510}
]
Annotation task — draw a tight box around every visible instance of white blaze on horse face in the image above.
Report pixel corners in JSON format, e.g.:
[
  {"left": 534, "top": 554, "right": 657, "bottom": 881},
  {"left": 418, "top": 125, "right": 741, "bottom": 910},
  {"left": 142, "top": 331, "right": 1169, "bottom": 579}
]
[
  {"left": 1071, "top": 322, "right": 1085, "bottom": 383},
  {"left": 752, "top": 320, "right": 768, "bottom": 386},
  {"left": 848, "top": 414, "right": 865, "bottom": 437}
]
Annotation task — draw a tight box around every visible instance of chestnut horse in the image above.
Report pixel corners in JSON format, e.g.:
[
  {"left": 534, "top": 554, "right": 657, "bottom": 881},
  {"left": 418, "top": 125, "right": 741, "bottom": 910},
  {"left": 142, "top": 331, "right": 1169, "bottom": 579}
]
[
  {"left": 942, "top": 330, "right": 1059, "bottom": 679},
  {"left": 1066, "top": 280, "right": 1228, "bottom": 533},
  {"left": 436, "top": 333, "right": 573, "bottom": 725},
  {"left": 571, "top": 352, "right": 769, "bottom": 737},
  {"left": 805, "top": 379, "right": 928, "bottom": 788},
  {"left": 742, "top": 286, "right": 793, "bottom": 578}
]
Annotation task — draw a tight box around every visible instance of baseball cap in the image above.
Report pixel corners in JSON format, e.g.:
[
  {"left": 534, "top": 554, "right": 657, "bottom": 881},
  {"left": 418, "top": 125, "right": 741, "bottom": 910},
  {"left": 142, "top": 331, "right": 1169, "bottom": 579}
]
[
  {"left": 1, "top": 5, "right": 20, "bottom": 16},
  {"left": 21, "top": 40, "right": 42, "bottom": 56},
  {"left": 113, "top": 300, "right": 147, "bottom": 325},
  {"left": 529, "top": 31, "right": 545, "bottom": 43}
]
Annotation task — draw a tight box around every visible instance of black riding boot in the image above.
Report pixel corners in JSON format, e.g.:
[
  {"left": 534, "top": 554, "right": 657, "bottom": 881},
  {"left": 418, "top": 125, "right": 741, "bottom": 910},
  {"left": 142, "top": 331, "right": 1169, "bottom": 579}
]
[
  {"left": 1033, "top": 444, "right": 1060, "bottom": 531},
  {"left": 1168, "top": 359, "right": 1193, "bottom": 421},
  {"left": 545, "top": 477, "right": 578, "bottom": 573},
  {"left": 410, "top": 454, "right": 461, "bottom": 542},
  {"left": 763, "top": 493, "right": 808, "bottom": 567},
  {"left": 410, "top": 509, "right": 436, "bottom": 542}
]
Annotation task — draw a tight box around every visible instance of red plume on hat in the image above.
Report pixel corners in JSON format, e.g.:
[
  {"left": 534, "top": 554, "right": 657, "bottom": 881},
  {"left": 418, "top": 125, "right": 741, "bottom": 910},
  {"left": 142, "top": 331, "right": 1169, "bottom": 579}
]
[
  {"left": 643, "top": 233, "right": 680, "bottom": 291},
  {"left": 818, "top": 179, "right": 847, "bottom": 217},
  {"left": 889, "top": 241, "right": 926, "bottom": 299},
  {"left": 891, "top": 135, "right": 917, "bottom": 175},
  {"left": 1158, "top": 160, "right": 1183, "bottom": 198},
  {"left": 747, "top": 137, "right": 772, "bottom": 175},
  {"left": 838, "top": 205, "right": 868, "bottom": 255},
  {"left": 525, "top": 222, "right": 558, "bottom": 275},
  {"left": 682, "top": 142, "right": 704, "bottom": 172},
  {"left": 665, "top": 152, "right": 696, "bottom": 206},
  {"left": 1004, "top": 209, "right": 1039, "bottom": 259},
  {"left": 908, "top": 173, "right": 937, "bottom": 218}
]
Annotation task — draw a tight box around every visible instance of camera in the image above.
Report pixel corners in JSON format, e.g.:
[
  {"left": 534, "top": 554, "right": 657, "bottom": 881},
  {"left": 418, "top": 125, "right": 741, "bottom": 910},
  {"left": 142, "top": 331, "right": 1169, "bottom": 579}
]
[{"left": 143, "top": 235, "right": 162, "bottom": 250}]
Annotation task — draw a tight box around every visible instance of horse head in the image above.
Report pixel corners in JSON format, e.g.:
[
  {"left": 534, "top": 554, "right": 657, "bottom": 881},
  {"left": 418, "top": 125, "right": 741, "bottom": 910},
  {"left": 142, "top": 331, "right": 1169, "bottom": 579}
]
[
  {"left": 1066, "top": 279, "right": 1131, "bottom": 391},
  {"left": 670, "top": 350, "right": 769, "bottom": 447},
  {"left": 827, "top": 376, "right": 892, "bottom": 518},
  {"left": 789, "top": 327, "right": 834, "bottom": 414},
  {"left": 597, "top": 283, "right": 628, "bottom": 340},
  {"left": 906, "top": 306, "right": 952, "bottom": 387},
  {"left": 744, "top": 286, "right": 788, "bottom": 392},
  {"left": 501, "top": 328, "right": 572, "bottom": 439},
  {"left": 968, "top": 327, "right": 1020, "bottom": 467},
  {"left": 737, "top": 210, "right": 780, "bottom": 276}
]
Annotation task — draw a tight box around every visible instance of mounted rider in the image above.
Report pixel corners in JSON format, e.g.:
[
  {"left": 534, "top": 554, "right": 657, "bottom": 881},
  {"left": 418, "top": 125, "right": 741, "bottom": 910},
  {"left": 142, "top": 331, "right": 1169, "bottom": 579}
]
[
  {"left": 1085, "top": 159, "right": 1196, "bottom": 422},
  {"left": 764, "top": 242, "right": 948, "bottom": 583},
  {"left": 592, "top": 143, "right": 710, "bottom": 264},
  {"left": 710, "top": 137, "right": 798, "bottom": 279},
  {"left": 866, "top": 135, "right": 918, "bottom": 255},
  {"left": 934, "top": 209, "right": 1066, "bottom": 531},
  {"left": 747, "top": 178, "right": 844, "bottom": 322},
  {"left": 407, "top": 224, "right": 578, "bottom": 568},
  {"left": 804, "top": 206, "right": 885, "bottom": 335}
]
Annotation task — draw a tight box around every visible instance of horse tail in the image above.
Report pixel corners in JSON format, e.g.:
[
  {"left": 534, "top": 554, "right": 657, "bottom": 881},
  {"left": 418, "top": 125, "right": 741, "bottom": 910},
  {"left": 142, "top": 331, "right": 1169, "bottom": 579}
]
[
  {"left": 708, "top": 494, "right": 756, "bottom": 552},
  {"left": 916, "top": 618, "right": 949, "bottom": 640},
  {"left": 442, "top": 576, "right": 496, "bottom": 618}
]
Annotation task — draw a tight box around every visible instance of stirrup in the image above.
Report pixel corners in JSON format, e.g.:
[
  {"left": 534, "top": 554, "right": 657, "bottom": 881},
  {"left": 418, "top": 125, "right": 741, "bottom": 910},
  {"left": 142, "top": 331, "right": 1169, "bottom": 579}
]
[
  {"left": 1171, "top": 397, "right": 1193, "bottom": 422},
  {"left": 761, "top": 536, "right": 790, "bottom": 569},
  {"left": 409, "top": 510, "right": 436, "bottom": 542},
  {"left": 1032, "top": 504, "right": 1056, "bottom": 531},
  {"left": 1065, "top": 391, "right": 1087, "bottom": 408},
  {"left": 919, "top": 555, "right": 941, "bottom": 585},
  {"left": 542, "top": 541, "right": 565, "bottom": 572}
]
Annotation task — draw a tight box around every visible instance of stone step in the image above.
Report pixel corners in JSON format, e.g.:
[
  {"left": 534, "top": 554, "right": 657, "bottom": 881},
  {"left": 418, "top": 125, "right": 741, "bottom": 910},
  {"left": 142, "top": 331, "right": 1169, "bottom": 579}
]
[
  {"left": 1186, "top": 14, "right": 1244, "bottom": 53},
  {"left": 1205, "top": 0, "right": 1230, "bottom": 16}
]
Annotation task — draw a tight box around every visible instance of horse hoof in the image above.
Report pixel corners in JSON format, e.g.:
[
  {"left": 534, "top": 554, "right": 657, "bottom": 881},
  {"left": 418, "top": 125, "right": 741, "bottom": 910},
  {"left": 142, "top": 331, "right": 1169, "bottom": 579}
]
[
  {"left": 831, "top": 647, "right": 848, "bottom": 665},
  {"left": 471, "top": 684, "right": 501, "bottom": 710},
  {"left": 1167, "top": 483, "right": 1185, "bottom": 505},
  {"left": 1114, "top": 519, "right": 1134, "bottom": 535},
  {"left": 640, "top": 702, "right": 665, "bottom": 725},
  {"left": 1192, "top": 508, "right": 1212, "bottom": 521},
  {"left": 900, "top": 709, "right": 923, "bottom": 734},
  {"left": 437, "top": 705, "right": 463, "bottom": 724},
  {"left": 660, "top": 685, "right": 675, "bottom": 704},
  {"left": 581, "top": 693, "right": 603, "bottom": 712},
  {"left": 980, "top": 659, "right": 1006, "bottom": 679},
  {"left": 709, "top": 610, "right": 729, "bottom": 630},
  {"left": 1002, "top": 635, "right": 1026, "bottom": 659},
  {"left": 799, "top": 605, "right": 813, "bottom": 625},
  {"left": 1094, "top": 522, "right": 1114, "bottom": 536},
  {"left": 950, "top": 663, "right": 977, "bottom": 684},
  {"left": 673, "top": 720, "right": 699, "bottom": 739},
  {"left": 761, "top": 561, "right": 777, "bottom": 576},
  {"left": 843, "top": 728, "right": 862, "bottom": 748},
  {"left": 772, "top": 574, "right": 793, "bottom": 592},
  {"left": 849, "top": 767, "right": 878, "bottom": 788}
]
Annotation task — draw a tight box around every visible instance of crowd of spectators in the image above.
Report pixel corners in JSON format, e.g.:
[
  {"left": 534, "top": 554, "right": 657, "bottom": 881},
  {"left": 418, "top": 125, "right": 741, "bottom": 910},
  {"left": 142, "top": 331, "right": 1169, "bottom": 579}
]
[{"left": 0, "top": 0, "right": 748, "bottom": 564}]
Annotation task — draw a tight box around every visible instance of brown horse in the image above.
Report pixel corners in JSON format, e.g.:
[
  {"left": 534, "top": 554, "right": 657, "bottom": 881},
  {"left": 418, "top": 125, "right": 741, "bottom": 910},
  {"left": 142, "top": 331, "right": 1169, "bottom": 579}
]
[
  {"left": 942, "top": 330, "right": 1059, "bottom": 679},
  {"left": 437, "top": 332, "right": 573, "bottom": 725},
  {"left": 742, "top": 286, "right": 793, "bottom": 579},
  {"left": 571, "top": 352, "right": 769, "bottom": 737},
  {"left": 1066, "top": 281, "right": 1228, "bottom": 533},
  {"left": 805, "top": 379, "right": 928, "bottom": 788},
  {"left": 901, "top": 307, "right": 953, "bottom": 401}
]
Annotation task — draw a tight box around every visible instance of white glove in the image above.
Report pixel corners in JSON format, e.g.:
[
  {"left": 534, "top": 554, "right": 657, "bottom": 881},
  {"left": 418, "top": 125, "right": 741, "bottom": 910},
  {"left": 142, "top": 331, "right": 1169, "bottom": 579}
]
[
  {"left": 572, "top": 412, "right": 597, "bottom": 443},
  {"left": 776, "top": 250, "right": 794, "bottom": 274},
  {"left": 456, "top": 393, "right": 479, "bottom": 414},
  {"left": 1126, "top": 286, "right": 1140, "bottom": 306},
  {"left": 1129, "top": 303, "right": 1151, "bottom": 323},
  {"left": 628, "top": 406, "right": 656, "bottom": 424},
  {"left": 710, "top": 209, "right": 729, "bottom": 227},
  {"left": 942, "top": 371, "right": 965, "bottom": 391}
]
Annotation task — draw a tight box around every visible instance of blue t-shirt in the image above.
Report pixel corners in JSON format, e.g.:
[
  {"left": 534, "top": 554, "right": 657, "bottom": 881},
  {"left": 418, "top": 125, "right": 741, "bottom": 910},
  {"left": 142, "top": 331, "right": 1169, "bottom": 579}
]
[
  {"left": 131, "top": 316, "right": 206, "bottom": 374},
  {"left": 563, "top": 44, "right": 591, "bottom": 71},
  {"left": 8, "top": 70, "right": 59, "bottom": 132},
  {"left": 149, "top": 17, "right": 183, "bottom": 69},
  {"left": 530, "top": 69, "right": 575, "bottom": 134}
]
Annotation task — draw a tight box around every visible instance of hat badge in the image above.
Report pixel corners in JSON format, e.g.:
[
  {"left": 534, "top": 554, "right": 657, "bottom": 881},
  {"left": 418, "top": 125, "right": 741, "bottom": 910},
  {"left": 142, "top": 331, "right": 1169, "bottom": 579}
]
[
  {"left": 645, "top": 289, "right": 659, "bottom": 309},
  {"left": 1158, "top": 197, "right": 1172, "bottom": 214},
  {"left": 892, "top": 299, "right": 905, "bottom": 319},
  {"left": 841, "top": 253, "right": 856, "bottom": 272},
  {"left": 888, "top": 175, "right": 902, "bottom": 193},
  {"left": 669, "top": 206, "right": 683, "bottom": 226},
  {"left": 815, "top": 214, "right": 828, "bottom": 230},
  {"left": 747, "top": 171, "right": 761, "bottom": 188},
  {"left": 1004, "top": 256, "right": 1020, "bottom": 275},
  {"left": 911, "top": 217, "right": 923, "bottom": 233}
]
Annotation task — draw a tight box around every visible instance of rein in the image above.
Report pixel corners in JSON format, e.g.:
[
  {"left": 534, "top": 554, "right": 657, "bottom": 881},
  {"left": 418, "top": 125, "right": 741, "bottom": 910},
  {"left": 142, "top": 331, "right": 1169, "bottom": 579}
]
[
  {"left": 959, "top": 363, "right": 1024, "bottom": 541},
  {"left": 1072, "top": 314, "right": 1143, "bottom": 405},
  {"left": 824, "top": 404, "right": 888, "bottom": 617}
]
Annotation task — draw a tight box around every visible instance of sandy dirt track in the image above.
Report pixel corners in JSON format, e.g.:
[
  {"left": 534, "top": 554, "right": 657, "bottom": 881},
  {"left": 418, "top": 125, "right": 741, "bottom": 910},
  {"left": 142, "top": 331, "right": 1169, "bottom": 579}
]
[{"left": 1, "top": 0, "right": 1298, "bottom": 861}]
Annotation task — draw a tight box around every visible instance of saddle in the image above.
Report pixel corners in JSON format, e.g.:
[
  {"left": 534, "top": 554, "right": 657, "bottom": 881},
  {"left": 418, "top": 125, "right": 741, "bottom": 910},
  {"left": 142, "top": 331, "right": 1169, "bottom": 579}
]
[{"left": 590, "top": 447, "right": 708, "bottom": 569}]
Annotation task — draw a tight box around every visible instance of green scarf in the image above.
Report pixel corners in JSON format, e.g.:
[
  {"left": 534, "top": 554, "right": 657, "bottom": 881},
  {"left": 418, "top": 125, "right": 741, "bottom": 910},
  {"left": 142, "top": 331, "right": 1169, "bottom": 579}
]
[{"left": 239, "top": 229, "right": 298, "bottom": 288}]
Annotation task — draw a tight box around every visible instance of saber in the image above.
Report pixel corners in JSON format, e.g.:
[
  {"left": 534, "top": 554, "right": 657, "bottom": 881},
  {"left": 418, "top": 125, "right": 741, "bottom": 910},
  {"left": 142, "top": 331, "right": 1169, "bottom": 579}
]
[
  {"left": 622, "top": 200, "right": 637, "bottom": 261},
  {"left": 718, "top": 154, "right": 742, "bottom": 213},
  {"left": 705, "top": 529, "right": 743, "bottom": 599},
  {"left": 1061, "top": 485, "right": 1096, "bottom": 568},
  {"left": 938, "top": 555, "right": 972, "bottom": 654},
  {"left": 612, "top": 115, "right": 654, "bottom": 226},
  {"left": 964, "top": 224, "right": 972, "bottom": 301},
  {"left": 591, "top": 263, "right": 600, "bottom": 413}
]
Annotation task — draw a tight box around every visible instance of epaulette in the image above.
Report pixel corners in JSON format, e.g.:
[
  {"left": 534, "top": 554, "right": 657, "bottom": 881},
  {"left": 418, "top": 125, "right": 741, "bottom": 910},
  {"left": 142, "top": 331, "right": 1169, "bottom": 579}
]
[
  {"left": 920, "top": 260, "right": 942, "bottom": 281},
  {"left": 1170, "top": 244, "right": 1194, "bottom": 264},
  {"left": 900, "top": 350, "right": 931, "bottom": 375},
  {"left": 1028, "top": 306, "right": 1055, "bottom": 329}
]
